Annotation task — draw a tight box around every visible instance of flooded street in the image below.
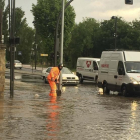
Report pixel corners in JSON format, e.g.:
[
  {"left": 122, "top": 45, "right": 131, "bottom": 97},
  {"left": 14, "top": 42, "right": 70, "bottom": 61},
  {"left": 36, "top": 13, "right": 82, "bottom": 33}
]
[{"left": 1, "top": 73, "right": 140, "bottom": 140}]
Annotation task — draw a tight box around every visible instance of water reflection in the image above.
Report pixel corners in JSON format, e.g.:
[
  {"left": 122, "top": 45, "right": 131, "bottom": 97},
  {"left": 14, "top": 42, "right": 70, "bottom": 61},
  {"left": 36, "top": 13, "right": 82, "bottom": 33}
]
[
  {"left": 14, "top": 75, "right": 22, "bottom": 80},
  {"left": 46, "top": 97, "right": 60, "bottom": 139},
  {"left": 128, "top": 101, "right": 138, "bottom": 139}
]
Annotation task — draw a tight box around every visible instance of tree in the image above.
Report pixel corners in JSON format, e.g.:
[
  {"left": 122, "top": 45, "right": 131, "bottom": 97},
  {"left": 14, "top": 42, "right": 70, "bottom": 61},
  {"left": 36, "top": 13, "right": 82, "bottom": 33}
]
[
  {"left": 0, "top": 0, "right": 4, "bottom": 9},
  {"left": 0, "top": 0, "right": 5, "bottom": 43},
  {"left": 68, "top": 18, "right": 100, "bottom": 68},
  {"left": 14, "top": 8, "right": 34, "bottom": 63},
  {"left": 2, "top": 4, "right": 8, "bottom": 44},
  {"left": 31, "top": 0, "right": 75, "bottom": 66}
]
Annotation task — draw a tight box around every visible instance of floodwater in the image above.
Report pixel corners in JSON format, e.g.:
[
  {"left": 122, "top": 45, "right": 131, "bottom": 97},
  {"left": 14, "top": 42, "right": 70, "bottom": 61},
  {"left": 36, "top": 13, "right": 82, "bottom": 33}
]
[{"left": 1, "top": 74, "right": 140, "bottom": 140}]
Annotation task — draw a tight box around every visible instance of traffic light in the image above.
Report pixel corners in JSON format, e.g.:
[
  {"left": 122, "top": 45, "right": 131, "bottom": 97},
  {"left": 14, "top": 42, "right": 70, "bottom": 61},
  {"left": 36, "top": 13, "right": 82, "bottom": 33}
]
[
  {"left": 9, "top": 37, "right": 20, "bottom": 44},
  {"left": 125, "top": 0, "right": 133, "bottom": 5}
]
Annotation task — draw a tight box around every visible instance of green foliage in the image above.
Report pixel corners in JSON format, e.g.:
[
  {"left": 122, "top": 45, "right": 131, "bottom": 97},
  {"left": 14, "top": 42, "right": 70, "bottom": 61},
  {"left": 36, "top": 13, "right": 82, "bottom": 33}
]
[
  {"left": 0, "top": 0, "right": 5, "bottom": 9},
  {"left": 2, "top": 4, "right": 8, "bottom": 44},
  {"left": 14, "top": 8, "right": 34, "bottom": 63},
  {"left": 3, "top": 0, "right": 140, "bottom": 69},
  {"left": 68, "top": 17, "right": 140, "bottom": 69},
  {"left": 68, "top": 18, "right": 100, "bottom": 68},
  {"left": 32, "top": 0, "right": 75, "bottom": 65},
  {"left": 4, "top": 7, "right": 34, "bottom": 63}
]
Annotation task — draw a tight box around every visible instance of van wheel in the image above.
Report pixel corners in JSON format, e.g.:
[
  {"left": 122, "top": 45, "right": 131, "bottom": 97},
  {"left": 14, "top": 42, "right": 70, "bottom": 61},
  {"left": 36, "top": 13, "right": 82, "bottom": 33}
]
[
  {"left": 79, "top": 75, "right": 83, "bottom": 84},
  {"left": 122, "top": 86, "right": 129, "bottom": 97},
  {"left": 103, "top": 84, "right": 110, "bottom": 94}
]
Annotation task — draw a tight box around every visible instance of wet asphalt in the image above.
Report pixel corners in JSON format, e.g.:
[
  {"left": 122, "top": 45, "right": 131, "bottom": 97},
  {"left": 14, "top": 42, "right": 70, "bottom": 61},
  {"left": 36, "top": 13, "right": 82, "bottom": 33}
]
[{"left": 1, "top": 69, "right": 140, "bottom": 140}]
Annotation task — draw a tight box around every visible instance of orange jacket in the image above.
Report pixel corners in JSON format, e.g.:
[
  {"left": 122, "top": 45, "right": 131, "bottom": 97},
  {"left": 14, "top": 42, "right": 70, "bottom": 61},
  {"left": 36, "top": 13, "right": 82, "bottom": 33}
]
[{"left": 47, "top": 67, "right": 60, "bottom": 80}]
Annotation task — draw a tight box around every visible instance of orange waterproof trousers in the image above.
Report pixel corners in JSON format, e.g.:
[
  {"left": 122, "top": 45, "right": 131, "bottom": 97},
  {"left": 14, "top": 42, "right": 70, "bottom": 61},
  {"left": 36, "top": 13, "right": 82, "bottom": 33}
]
[{"left": 48, "top": 80, "right": 57, "bottom": 97}]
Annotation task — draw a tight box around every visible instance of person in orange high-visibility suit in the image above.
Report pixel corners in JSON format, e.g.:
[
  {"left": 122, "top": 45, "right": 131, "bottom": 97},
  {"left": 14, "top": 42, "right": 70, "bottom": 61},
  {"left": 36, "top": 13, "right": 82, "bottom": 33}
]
[{"left": 47, "top": 63, "right": 63, "bottom": 97}]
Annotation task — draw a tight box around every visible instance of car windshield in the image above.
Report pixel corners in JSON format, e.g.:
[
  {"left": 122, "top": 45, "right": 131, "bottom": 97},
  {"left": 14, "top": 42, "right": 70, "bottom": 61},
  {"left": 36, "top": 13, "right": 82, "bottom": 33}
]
[
  {"left": 61, "top": 67, "right": 72, "bottom": 74},
  {"left": 125, "top": 62, "right": 140, "bottom": 73},
  {"left": 15, "top": 60, "right": 20, "bottom": 63}
]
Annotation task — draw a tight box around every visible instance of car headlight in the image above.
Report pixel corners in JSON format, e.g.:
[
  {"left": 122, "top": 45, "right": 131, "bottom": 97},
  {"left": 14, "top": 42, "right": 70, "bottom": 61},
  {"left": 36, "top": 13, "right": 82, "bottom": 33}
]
[
  {"left": 130, "top": 77, "right": 139, "bottom": 84},
  {"left": 75, "top": 76, "right": 79, "bottom": 80},
  {"left": 62, "top": 77, "right": 67, "bottom": 80}
]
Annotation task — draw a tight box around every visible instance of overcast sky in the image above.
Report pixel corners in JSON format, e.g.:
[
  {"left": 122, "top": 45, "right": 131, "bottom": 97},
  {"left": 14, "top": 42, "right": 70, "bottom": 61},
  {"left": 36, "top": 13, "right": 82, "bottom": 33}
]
[{"left": 5, "top": 0, "right": 140, "bottom": 28}]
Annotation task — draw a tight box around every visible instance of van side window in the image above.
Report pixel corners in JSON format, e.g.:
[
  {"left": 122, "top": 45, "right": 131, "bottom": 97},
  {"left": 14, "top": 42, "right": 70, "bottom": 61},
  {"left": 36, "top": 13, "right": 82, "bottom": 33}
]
[
  {"left": 117, "top": 61, "right": 125, "bottom": 75},
  {"left": 93, "top": 61, "right": 98, "bottom": 70}
]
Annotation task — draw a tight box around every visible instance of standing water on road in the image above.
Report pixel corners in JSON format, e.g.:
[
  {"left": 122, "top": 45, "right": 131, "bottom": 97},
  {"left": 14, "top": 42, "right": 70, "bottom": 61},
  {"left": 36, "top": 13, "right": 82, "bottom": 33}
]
[{"left": 1, "top": 78, "right": 140, "bottom": 140}]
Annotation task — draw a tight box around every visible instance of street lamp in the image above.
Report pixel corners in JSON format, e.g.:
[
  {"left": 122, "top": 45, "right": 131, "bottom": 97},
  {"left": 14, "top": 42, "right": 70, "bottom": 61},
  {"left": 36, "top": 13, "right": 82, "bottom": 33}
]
[
  {"left": 31, "top": 48, "right": 34, "bottom": 73},
  {"left": 54, "top": 0, "right": 74, "bottom": 66},
  {"left": 111, "top": 16, "right": 117, "bottom": 49},
  {"left": 32, "top": 21, "right": 37, "bottom": 70}
]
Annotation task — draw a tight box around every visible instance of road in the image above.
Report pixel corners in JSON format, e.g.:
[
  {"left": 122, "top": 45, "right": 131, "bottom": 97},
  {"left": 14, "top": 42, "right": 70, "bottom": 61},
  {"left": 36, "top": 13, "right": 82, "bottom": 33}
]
[{"left": 1, "top": 66, "right": 140, "bottom": 140}]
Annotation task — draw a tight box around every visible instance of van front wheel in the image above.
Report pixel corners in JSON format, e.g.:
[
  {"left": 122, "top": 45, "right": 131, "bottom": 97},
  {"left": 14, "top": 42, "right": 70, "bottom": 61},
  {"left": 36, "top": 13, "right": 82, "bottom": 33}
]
[
  {"left": 103, "top": 84, "right": 110, "bottom": 94},
  {"left": 122, "top": 86, "right": 129, "bottom": 97},
  {"left": 79, "top": 75, "right": 83, "bottom": 84}
]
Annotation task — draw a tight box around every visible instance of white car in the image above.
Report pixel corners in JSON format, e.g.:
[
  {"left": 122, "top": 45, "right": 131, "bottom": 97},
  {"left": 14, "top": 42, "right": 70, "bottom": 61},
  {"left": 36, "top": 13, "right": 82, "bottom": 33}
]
[
  {"left": 42, "top": 67, "right": 79, "bottom": 85},
  {"left": 6, "top": 60, "right": 22, "bottom": 69}
]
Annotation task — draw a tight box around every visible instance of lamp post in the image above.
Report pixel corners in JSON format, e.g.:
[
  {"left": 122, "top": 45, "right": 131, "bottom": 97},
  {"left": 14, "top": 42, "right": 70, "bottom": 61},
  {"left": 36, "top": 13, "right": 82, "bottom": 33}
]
[
  {"left": 9, "top": 0, "right": 15, "bottom": 98},
  {"left": 31, "top": 48, "right": 34, "bottom": 73},
  {"left": 32, "top": 21, "right": 37, "bottom": 70},
  {"left": 54, "top": 0, "right": 74, "bottom": 66},
  {"left": 111, "top": 16, "right": 117, "bottom": 49},
  {"left": 35, "top": 43, "right": 37, "bottom": 70},
  {"left": 57, "top": 0, "right": 65, "bottom": 96}
]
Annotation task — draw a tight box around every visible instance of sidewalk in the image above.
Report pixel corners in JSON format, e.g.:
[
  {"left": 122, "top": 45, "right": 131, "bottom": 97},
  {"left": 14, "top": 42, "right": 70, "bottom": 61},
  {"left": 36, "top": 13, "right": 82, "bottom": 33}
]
[
  {"left": 22, "top": 64, "right": 44, "bottom": 71},
  {"left": 14, "top": 64, "right": 44, "bottom": 75}
]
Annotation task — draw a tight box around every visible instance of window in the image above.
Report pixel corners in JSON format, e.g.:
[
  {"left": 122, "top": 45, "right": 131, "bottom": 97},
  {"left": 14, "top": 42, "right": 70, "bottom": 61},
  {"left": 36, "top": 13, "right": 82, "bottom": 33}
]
[
  {"left": 117, "top": 61, "right": 125, "bottom": 75},
  {"left": 125, "top": 62, "right": 140, "bottom": 73},
  {"left": 93, "top": 61, "right": 98, "bottom": 70},
  {"left": 46, "top": 67, "right": 52, "bottom": 73}
]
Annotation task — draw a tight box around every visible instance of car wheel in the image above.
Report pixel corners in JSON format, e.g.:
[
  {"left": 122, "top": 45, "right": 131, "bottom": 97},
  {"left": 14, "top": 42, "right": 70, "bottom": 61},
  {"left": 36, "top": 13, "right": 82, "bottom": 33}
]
[
  {"left": 79, "top": 75, "right": 83, "bottom": 84},
  {"left": 103, "top": 84, "right": 110, "bottom": 94},
  {"left": 121, "top": 86, "right": 129, "bottom": 97},
  {"left": 44, "top": 77, "right": 47, "bottom": 83}
]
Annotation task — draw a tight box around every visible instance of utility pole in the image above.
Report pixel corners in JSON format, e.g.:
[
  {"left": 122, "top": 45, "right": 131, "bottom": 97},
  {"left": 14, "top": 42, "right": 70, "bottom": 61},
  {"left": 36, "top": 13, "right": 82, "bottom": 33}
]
[
  {"left": 58, "top": 0, "right": 65, "bottom": 94},
  {"left": 111, "top": 16, "right": 117, "bottom": 49},
  {"left": 33, "top": 21, "right": 37, "bottom": 70},
  {"left": 0, "top": 9, "right": 2, "bottom": 44},
  {"left": 54, "top": 0, "right": 74, "bottom": 66},
  {"left": 35, "top": 43, "right": 37, "bottom": 70},
  {"left": 0, "top": 3, "right": 6, "bottom": 98},
  {"left": 9, "top": 0, "right": 15, "bottom": 98}
]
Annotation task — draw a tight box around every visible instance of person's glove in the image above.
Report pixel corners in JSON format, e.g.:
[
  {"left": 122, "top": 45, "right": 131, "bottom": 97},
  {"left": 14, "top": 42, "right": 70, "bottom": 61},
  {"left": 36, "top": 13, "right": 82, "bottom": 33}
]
[
  {"left": 51, "top": 77, "right": 55, "bottom": 82},
  {"left": 55, "top": 79, "right": 59, "bottom": 83}
]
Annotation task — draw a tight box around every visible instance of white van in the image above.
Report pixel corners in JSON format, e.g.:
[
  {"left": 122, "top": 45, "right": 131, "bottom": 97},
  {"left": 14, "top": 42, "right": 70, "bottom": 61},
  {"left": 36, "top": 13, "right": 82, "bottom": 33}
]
[
  {"left": 98, "top": 51, "right": 140, "bottom": 96},
  {"left": 76, "top": 57, "right": 100, "bottom": 83}
]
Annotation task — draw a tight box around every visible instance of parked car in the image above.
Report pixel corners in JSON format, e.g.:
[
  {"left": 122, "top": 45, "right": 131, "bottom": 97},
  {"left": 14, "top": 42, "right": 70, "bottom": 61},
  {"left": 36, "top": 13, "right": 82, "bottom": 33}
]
[
  {"left": 6, "top": 60, "right": 22, "bottom": 69},
  {"left": 42, "top": 67, "right": 79, "bottom": 85}
]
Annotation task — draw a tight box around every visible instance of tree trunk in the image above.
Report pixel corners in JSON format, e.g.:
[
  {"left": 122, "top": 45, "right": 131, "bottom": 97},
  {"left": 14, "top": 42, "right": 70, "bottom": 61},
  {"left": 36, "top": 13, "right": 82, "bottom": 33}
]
[
  {"left": 0, "top": 9, "right": 2, "bottom": 43},
  {"left": 0, "top": 8, "right": 5, "bottom": 98}
]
